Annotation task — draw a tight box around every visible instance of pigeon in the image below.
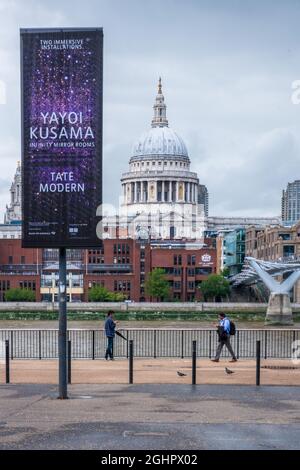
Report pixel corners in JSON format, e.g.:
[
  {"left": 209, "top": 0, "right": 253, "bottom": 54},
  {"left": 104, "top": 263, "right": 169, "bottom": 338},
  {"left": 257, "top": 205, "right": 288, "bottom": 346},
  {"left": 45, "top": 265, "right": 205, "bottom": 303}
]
[
  {"left": 225, "top": 367, "right": 235, "bottom": 375},
  {"left": 177, "top": 371, "right": 187, "bottom": 377}
]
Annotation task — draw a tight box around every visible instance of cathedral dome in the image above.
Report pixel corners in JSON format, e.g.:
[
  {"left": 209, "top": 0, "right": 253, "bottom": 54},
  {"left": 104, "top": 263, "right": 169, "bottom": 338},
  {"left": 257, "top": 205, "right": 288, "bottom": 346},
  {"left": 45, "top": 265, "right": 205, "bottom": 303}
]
[
  {"left": 132, "top": 126, "right": 188, "bottom": 158},
  {"left": 121, "top": 79, "right": 201, "bottom": 219},
  {"left": 130, "top": 77, "right": 189, "bottom": 162}
]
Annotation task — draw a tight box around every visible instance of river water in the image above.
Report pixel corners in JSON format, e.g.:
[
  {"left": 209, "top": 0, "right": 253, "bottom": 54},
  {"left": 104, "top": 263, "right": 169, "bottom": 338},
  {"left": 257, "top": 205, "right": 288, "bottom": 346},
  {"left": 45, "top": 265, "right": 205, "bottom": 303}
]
[{"left": 0, "top": 320, "right": 299, "bottom": 329}]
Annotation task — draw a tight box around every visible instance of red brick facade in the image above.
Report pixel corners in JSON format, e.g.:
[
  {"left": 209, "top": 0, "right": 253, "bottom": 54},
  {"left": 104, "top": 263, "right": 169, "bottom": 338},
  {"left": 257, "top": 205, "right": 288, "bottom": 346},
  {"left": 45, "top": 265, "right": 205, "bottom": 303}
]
[
  {"left": 0, "top": 238, "right": 216, "bottom": 302},
  {"left": 0, "top": 240, "right": 42, "bottom": 301}
]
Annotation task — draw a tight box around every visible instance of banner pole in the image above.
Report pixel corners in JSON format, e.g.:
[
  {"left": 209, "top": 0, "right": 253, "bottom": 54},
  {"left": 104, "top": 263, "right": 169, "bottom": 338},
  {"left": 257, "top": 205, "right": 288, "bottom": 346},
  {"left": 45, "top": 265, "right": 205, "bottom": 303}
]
[{"left": 58, "top": 247, "right": 68, "bottom": 399}]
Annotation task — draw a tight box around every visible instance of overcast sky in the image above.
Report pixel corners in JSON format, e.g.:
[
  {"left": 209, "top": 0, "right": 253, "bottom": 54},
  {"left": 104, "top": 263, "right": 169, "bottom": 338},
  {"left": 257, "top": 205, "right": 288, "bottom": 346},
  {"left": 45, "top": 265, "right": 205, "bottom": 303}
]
[{"left": 1, "top": 0, "right": 300, "bottom": 219}]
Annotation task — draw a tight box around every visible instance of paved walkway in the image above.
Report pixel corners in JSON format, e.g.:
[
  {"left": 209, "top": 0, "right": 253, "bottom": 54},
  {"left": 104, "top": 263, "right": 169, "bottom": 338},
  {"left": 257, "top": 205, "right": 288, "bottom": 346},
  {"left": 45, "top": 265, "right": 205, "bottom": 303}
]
[
  {"left": 0, "top": 383, "right": 299, "bottom": 449},
  {"left": 1, "top": 358, "right": 300, "bottom": 385}
]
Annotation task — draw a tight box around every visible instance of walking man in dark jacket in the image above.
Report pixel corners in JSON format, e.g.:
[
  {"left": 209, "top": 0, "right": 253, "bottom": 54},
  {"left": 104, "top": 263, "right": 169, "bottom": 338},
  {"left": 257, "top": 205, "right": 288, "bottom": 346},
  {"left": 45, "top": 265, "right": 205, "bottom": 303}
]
[
  {"left": 211, "top": 312, "right": 237, "bottom": 362},
  {"left": 105, "top": 310, "right": 117, "bottom": 360}
]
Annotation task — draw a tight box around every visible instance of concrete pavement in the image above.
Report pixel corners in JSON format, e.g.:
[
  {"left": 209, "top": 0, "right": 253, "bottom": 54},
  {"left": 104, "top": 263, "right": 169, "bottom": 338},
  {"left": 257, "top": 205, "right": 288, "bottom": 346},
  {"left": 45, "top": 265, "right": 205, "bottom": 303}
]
[
  {"left": 0, "top": 383, "right": 300, "bottom": 449},
  {"left": 0, "top": 358, "right": 300, "bottom": 385}
]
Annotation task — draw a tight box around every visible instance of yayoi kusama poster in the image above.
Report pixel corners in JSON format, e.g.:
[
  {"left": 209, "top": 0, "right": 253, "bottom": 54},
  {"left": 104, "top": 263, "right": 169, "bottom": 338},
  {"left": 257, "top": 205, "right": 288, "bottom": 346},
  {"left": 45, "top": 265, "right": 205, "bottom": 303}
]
[{"left": 21, "top": 28, "right": 103, "bottom": 248}]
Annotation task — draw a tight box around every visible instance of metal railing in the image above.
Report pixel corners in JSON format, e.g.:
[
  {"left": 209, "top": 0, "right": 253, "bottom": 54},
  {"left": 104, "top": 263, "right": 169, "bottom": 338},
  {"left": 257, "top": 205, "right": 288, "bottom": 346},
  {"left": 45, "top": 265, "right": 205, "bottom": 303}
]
[
  {"left": 0, "top": 264, "right": 42, "bottom": 275},
  {"left": 0, "top": 328, "right": 299, "bottom": 360}
]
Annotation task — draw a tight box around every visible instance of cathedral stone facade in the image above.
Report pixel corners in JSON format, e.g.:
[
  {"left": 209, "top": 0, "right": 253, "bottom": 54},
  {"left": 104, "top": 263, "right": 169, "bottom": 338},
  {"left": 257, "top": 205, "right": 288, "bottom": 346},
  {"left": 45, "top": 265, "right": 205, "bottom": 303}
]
[
  {"left": 4, "top": 161, "right": 21, "bottom": 224},
  {"left": 120, "top": 79, "right": 206, "bottom": 240}
]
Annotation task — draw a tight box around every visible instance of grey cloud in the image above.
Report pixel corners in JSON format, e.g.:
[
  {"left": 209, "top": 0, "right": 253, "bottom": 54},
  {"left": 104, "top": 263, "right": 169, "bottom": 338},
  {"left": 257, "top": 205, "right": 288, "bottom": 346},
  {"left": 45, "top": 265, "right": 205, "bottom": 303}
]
[{"left": 1, "top": 0, "right": 300, "bottom": 219}]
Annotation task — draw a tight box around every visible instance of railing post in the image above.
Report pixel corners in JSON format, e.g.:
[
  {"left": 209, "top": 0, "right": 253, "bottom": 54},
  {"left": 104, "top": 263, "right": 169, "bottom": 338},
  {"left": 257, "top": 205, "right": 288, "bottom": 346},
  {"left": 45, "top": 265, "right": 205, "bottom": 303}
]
[
  {"left": 181, "top": 330, "right": 184, "bottom": 359},
  {"left": 5, "top": 340, "right": 10, "bottom": 384},
  {"left": 264, "top": 330, "right": 267, "bottom": 360},
  {"left": 10, "top": 330, "right": 13, "bottom": 360},
  {"left": 256, "top": 340, "right": 261, "bottom": 386},
  {"left": 39, "top": 330, "right": 42, "bottom": 360},
  {"left": 153, "top": 330, "right": 156, "bottom": 359},
  {"left": 209, "top": 330, "right": 212, "bottom": 359},
  {"left": 129, "top": 340, "right": 133, "bottom": 384},
  {"left": 68, "top": 340, "right": 71, "bottom": 385},
  {"left": 192, "top": 340, "right": 197, "bottom": 385},
  {"left": 236, "top": 330, "right": 240, "bottom": 359},
  {"left": 92, "top": 330, "right": 95, "bottom": 360}
]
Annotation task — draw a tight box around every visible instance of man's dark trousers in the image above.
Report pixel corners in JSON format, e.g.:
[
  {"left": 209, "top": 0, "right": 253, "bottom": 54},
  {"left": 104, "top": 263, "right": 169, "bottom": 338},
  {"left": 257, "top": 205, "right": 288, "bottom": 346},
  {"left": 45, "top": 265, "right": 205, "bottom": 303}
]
[
  {"left": 105, "top": 337, "right": 114, "bottom": 359},
  {"left": 215, "top": 336, "right": 236, "bottom": 360}
]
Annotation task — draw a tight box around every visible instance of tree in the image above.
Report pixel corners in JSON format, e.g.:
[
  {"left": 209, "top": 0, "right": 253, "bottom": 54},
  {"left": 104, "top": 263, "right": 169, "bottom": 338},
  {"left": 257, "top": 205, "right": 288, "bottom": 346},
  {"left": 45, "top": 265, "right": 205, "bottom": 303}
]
[
  {"left": 145, "top": 268, "right": 170, "bottom": 301},
  {"left": 220, "top": 267, "right": 230, "bottom": 278},
  {"left": 199, "top": 274, "right": 230, "bottom": 302},
  {"left": 88, "top": 285, "right": 126, "bottom": 302},
  {"left": 5, "top": 288, "right": 35, "bottom": 302}
]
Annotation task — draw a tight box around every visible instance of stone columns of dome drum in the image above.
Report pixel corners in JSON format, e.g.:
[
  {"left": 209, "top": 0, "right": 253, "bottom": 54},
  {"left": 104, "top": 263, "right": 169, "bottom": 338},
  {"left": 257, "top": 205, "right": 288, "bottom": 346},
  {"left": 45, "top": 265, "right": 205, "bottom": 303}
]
[
  {"left": 169, "top": 182, "right": 173, "bottom": 202},
  {"left": 142, "top": 181, "right": 147, "bottom": 202},
  {"left": 137, "top": 182, "right": 140, "bottom": 202},
  {"left": 162, "top": 181, "right": 165, "bottom": 202},
  {"left": 130, "top": 182, "right": 134, "bottom": 203}
]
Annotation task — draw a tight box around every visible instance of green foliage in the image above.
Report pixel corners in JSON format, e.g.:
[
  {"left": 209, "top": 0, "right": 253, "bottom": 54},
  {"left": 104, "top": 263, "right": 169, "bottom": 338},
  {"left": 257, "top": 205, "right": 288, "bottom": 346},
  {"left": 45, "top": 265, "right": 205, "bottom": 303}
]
[
  {"left": 5, "top": 288, "right": 36, "bottom": 302},
  {"left": 88, "top": 285, "right": 126, "bottom": 302},
  {"left": 199, "top": 274, "right": 230, "bottom": 301},
  {"left": 145, "top": 268, "right": 170, "bottom": 301},
  {"left": 220, "top": 267, "right": 230, "bottom": 278}
]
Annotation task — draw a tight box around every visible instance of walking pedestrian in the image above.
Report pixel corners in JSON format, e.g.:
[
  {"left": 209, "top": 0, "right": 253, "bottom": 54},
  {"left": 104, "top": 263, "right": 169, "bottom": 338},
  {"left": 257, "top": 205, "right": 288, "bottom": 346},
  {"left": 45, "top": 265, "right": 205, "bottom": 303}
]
[
  {"left": 104, "top": 310, "right": 118, "bottom": 360},
  {"left": 211, "top": 313, "right": 237, "bottom": 362}
]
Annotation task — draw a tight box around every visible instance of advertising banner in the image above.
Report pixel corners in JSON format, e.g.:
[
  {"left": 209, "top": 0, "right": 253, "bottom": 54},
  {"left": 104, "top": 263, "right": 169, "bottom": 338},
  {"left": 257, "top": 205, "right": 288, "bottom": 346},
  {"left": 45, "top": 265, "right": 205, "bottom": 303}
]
[{"left": 21, "top": 28, "right": 103, "bottom": 247}]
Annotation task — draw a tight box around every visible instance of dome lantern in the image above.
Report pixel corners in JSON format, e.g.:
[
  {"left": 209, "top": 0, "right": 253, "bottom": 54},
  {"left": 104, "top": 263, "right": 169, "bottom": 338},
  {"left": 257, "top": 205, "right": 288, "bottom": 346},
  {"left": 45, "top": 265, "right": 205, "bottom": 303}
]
[
  {"left": 131, "top": 78, "right": 189, "bottom": 161},
  {"left": 151, "top": 77, "right": 169, "bottom": 128}
]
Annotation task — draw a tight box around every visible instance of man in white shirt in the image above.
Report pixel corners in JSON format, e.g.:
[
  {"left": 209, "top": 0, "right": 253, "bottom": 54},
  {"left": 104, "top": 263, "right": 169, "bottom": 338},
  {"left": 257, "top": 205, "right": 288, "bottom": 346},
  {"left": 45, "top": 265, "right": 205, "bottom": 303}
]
[{"left": 211, "top": 312, "right": 237, "bottom": 363}]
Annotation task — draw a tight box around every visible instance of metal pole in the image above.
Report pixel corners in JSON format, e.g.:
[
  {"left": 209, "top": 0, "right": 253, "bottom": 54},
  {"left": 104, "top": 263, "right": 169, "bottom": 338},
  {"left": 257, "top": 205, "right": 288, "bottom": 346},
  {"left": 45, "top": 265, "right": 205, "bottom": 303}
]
[
  {"left": 92, "top": 330, "right": 95, "bottom": 360},
  {"left": 192, "top": 340, "right": 196, "bottom": 385},
  {"left": 10, "top": 331, "right": 13, "bottom": 360},
  {"left": 5, "top": 340, "right": 9, "bottom": 384},
  {"left": 58, "top": 247, "right": 68, "bottom": 399},
  {"left": 129, "top": 340, "right": 133, "bottom": 384},
  {"left": 39, "top": 330, "right": 42, "bottom": 360},
  {"left": 68, "top": 340, "right": 71, "bottom": 385},
  {"left": 256, "top": 340, "right": 261, "bottom": 386}
]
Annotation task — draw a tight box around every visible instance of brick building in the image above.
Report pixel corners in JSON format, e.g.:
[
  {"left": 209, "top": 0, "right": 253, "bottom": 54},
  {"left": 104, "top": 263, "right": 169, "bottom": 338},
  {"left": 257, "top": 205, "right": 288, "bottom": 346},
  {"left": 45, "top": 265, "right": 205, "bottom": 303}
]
[
  {"left": 245, "top": 222, "right": 300, "bottom": 302},
  {"left": 0, "top": 238, "right": 216, "bottom": 302},
  {"left": 0, "top": 239, "right": 42, "bottom": 301}
]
